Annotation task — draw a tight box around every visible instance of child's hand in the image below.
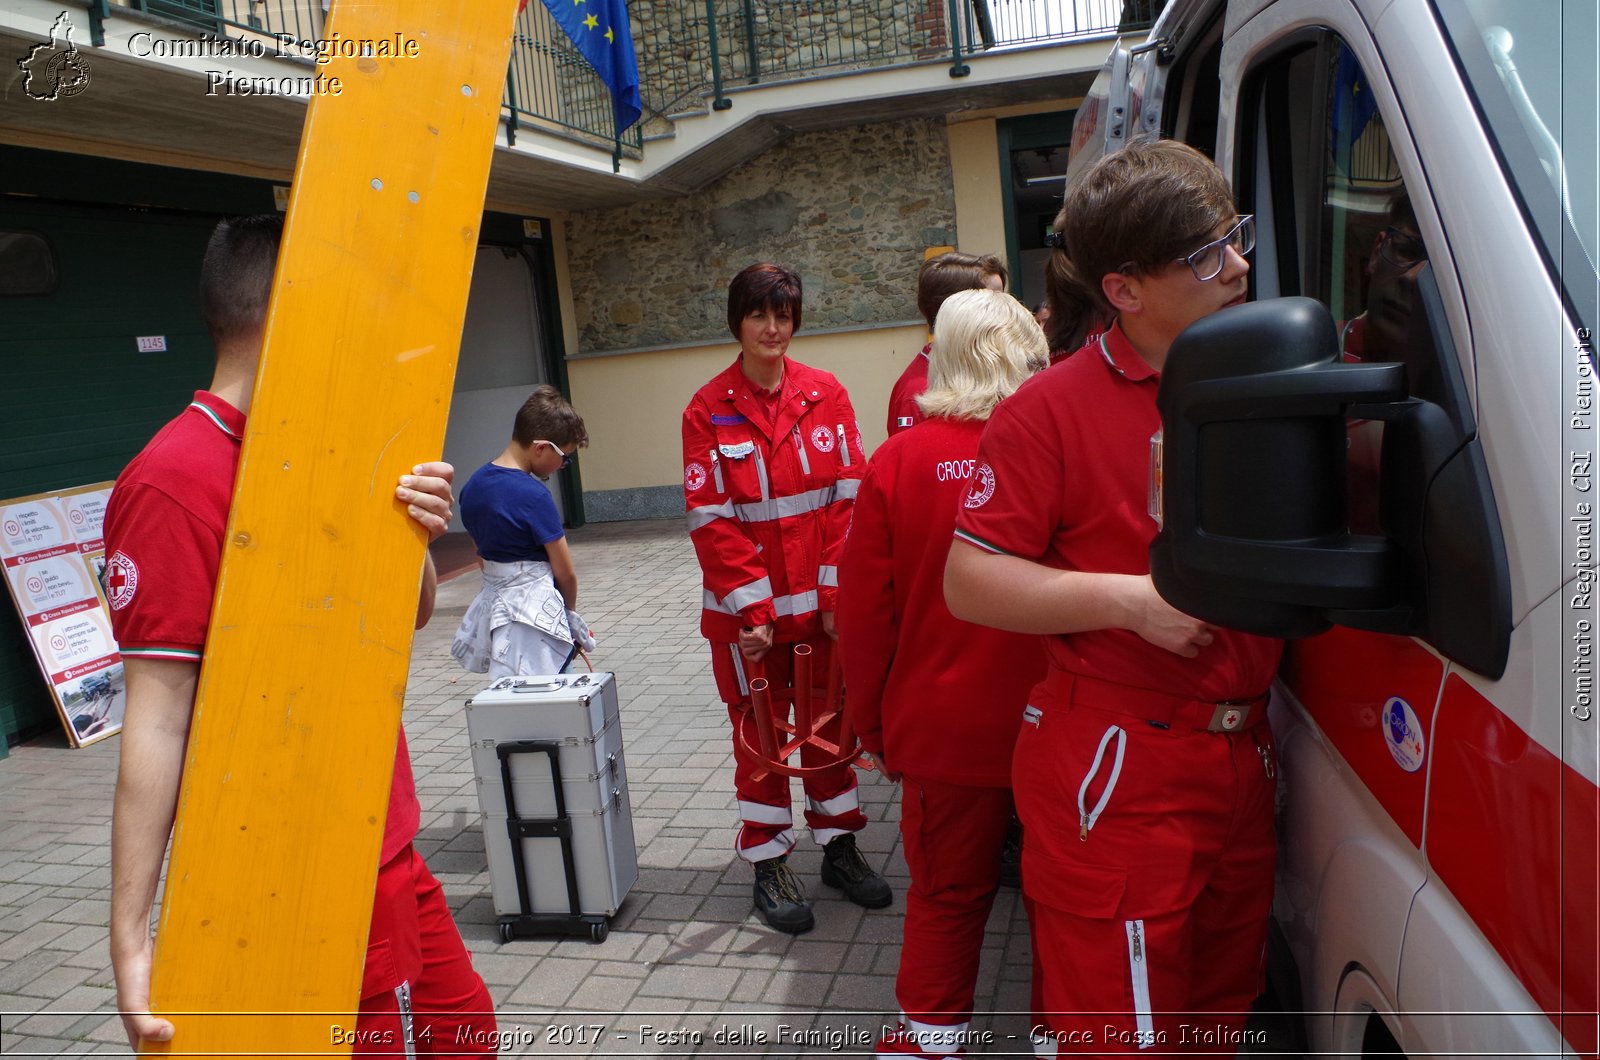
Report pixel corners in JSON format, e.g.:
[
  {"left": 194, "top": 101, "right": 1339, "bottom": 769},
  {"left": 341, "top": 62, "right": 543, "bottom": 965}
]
[
  {"left": 397, "top": 462, "right": 454, "bottom": 541},
  {"left": 567, "top": 609, "right": 597, "bottom": 652}
]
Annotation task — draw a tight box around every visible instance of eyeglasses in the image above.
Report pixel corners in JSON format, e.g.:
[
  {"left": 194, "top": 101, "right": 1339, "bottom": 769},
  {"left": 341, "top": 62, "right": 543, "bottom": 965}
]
[
  {"left": 533, "top": 440, "right": 573, "bottom": 469},
  {"left": 1176, "top": 215, "right": 1255, "bottom": 282},
  {"left": 1379, "top": 226, "right": 1427, "bottom": 270}
]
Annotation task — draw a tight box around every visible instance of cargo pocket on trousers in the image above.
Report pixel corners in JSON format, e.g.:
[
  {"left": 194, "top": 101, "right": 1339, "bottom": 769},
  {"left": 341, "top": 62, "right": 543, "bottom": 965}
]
[
  {"left": 360, "top": 937, "right": 402, "bottom": 1003},
  {"left": 1021, "top": 848, "right": 1127, "bottom": 919}
]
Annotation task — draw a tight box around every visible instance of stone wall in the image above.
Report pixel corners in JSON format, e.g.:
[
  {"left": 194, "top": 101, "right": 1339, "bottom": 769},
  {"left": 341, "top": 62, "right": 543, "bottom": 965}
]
[
  {"left": 631, "top": 0, "right": 942, "bottom": 121},
  {"left": 566, "top": 117, "right": 956, "bottom": 353}
]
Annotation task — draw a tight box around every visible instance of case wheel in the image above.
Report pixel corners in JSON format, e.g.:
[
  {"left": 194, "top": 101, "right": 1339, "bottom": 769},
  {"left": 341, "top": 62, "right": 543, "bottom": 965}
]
[
  {"left": 589, "top": 921, "right": 608, "bottom": 943},
  {"left": 498, "top": 922, "right": 514, "bottom": 944}
]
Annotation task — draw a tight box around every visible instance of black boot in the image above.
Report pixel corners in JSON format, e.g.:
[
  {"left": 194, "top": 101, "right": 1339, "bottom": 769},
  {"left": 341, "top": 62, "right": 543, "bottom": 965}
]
[
  {"left": 752, "top": 855, "right": 815, "bottom": 934},
  {"left": 820, "top": 834, "right": 893, "bottom": 908}
]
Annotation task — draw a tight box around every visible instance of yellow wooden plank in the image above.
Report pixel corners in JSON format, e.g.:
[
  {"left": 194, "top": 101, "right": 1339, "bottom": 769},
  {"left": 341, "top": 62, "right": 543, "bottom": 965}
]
[{"left": 145, "top": 2, "right": 519, "bottom": 1052}]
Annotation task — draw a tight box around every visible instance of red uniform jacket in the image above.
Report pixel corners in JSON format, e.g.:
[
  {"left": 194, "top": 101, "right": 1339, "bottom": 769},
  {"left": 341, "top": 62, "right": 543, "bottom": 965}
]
[
  {"left": 885, "top": 344, "right": 931, "bottom": 436},
  {"left": 683, "top": 358, "right": 864, "bottom": 644},
  {"left": 837, "top": 417, "right": 1046, "bottom": 787}
]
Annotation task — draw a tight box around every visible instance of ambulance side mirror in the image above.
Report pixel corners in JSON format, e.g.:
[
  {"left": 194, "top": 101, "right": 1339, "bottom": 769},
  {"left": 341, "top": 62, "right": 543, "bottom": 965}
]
[
  {"left": 1150, "top": 294, "right": 1511, "bottom": 678},
  {"left": 1149, "top": 298, "right": 1406, "bottom": 637}
]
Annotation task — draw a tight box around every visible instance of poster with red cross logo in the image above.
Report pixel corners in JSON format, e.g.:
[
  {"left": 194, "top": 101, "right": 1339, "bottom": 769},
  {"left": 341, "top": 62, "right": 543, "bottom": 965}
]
[{"left": 0, "top": 482, "right": 124, "bottom": 747}]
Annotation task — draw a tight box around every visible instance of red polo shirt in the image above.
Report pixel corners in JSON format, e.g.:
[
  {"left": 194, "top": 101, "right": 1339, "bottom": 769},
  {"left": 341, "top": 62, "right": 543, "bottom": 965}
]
[
  {"left": 953, "top": 324, "right": 1281, "bottom": 707},
  {"left": 105, "top": 392, "right": 419, "bottom": 861},
  {"left": 885, "top": 344, "right": 931, "bottom": 435}
]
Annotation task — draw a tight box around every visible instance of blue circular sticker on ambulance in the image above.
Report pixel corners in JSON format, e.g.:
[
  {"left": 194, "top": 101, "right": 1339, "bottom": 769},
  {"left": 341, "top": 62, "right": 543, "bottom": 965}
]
[{"left": 1382, "top": 696, "right": 1425, "bottom": 772}]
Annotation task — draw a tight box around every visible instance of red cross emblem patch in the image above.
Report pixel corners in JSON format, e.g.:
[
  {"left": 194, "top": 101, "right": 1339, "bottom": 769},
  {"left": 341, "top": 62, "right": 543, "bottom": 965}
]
[{"left": 104, "top": 551, "right": 138, "bottom": 611}]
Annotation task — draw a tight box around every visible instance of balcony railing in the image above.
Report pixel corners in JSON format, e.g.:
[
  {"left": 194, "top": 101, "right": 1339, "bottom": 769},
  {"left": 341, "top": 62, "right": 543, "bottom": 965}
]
[
  {"left": 96, "top": 0, "right": 646, "bottom": 156},
  {"left": 91, "top": 0, "right": 1158, "bottom": 161},
  {"left": 637, "top": 0, "right": 1159, "bottom": 117}
]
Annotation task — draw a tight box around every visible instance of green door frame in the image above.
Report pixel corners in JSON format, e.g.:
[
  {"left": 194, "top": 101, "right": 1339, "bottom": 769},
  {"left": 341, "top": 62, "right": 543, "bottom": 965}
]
[{"left": 997, "top": 109, "right": 1077, "bottom": 305}]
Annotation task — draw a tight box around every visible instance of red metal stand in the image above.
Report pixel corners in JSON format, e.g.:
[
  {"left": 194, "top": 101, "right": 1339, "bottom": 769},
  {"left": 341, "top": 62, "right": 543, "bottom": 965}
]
[{"left": 736, "top": 643, "right": 864, "bottom": 780}]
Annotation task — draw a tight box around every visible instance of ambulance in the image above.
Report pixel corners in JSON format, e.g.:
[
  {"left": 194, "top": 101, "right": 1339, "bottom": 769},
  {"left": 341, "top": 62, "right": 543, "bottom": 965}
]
[{"left": 1071, "top": 0, "right": 1598, "bottom": 1055}]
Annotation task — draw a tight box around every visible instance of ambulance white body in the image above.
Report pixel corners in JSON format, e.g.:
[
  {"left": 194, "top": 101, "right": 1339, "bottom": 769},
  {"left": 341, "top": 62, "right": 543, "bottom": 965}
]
[{"left": 1079, "top": 0, "right": 1598, "bottom": 1055}]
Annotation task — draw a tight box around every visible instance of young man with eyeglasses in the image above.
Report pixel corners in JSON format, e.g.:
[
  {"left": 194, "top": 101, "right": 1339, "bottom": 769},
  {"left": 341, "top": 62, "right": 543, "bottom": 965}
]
[
  {"left": 453, "top": 384, "right": 594, "bottom": 678},
  {"left": 944, "top": 139, "right": 1283, "bottom": 1055}
]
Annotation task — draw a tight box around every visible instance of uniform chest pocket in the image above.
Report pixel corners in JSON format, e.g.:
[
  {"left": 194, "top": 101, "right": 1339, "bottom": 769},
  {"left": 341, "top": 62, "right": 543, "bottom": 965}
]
[
  {"left": 711, "top": 427, "right": 769, "bottom": 503},
  {"left": 793, "top": 422, "right": 847, "bottom": 487}
]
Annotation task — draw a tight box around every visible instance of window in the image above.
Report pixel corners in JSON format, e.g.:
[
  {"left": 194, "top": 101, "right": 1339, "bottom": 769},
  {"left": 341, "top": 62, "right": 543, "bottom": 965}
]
[{"left": 1243, "top": 36, "right": 1442, "bottom": 536}]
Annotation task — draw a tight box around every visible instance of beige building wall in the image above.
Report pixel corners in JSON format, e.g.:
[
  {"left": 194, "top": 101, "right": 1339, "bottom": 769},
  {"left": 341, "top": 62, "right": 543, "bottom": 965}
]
[
  {"left": 947, "top": 118, "right": 1007, "bottom": 265},
  {"left": 567, "top": 323, "right": 928, "bottom": 495}
]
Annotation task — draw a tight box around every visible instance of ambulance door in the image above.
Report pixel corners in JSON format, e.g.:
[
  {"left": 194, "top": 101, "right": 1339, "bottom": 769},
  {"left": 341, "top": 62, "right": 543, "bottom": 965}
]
[
  {"left": 1172, "top": 0, "right": 1582, "bottom": 1053},
  {"left": 1374, "top": 1, "right": 1598, "bottom": 1055},
  {"left": 1218, "top": 13, "right": 1448, "bottom": 1050}
]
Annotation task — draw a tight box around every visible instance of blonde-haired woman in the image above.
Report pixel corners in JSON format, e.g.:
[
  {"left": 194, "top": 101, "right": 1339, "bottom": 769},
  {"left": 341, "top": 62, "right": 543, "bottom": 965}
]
[{"left": 837, "top": 288, "right": 1049, "bottom": 1057}]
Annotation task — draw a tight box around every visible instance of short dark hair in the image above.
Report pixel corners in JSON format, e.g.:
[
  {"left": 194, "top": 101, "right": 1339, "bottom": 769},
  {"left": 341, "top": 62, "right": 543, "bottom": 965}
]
[
  {"left": 200, "top": 214, "right": 284, "bottom": 347},
  {"left": 1052, "top": 139, "right": 1236, "bottom": 314},
  {"left": 727, "top": 263, "right": 803, "bottom": 339},
  {"left": 916, "top": 252, "right": 1008, "bottom": 327},
  {"left": 512, "top": 384, "right": 588, "bottom": 449}
]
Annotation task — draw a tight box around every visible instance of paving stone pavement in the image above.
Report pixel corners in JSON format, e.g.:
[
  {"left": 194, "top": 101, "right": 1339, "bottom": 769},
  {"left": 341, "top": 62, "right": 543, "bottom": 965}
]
[{"left": 0, "top": 518, "right": 1042, "bottom": 1057}]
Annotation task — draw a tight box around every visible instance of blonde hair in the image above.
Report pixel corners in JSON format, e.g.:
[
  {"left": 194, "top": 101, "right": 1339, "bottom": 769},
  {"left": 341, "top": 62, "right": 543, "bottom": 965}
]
[{"left": 916, "top": 289, "right": 1047, "bottom": 422}]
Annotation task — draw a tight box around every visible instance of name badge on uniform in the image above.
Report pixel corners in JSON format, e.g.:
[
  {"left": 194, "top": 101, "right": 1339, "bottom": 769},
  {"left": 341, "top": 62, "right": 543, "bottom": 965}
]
[{"left": 719, "top": 441, "right": 756, "bottom": 459}]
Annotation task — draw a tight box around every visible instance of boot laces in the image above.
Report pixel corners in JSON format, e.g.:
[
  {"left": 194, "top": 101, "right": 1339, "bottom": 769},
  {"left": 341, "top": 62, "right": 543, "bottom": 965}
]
[
  {"left": 763, "top": 859, "right": 807, "bottom": 904},
  {"left": 826, "top": 836, "right": 873, "bottom": 883}
]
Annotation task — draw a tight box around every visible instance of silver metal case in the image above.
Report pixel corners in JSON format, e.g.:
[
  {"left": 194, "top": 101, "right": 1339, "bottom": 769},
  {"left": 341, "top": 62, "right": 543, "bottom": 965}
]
[{"left": 465, "top": 673, "right": 638, "bottom": 922}]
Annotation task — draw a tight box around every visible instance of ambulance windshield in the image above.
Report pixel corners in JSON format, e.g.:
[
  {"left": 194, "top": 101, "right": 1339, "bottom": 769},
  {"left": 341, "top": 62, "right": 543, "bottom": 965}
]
[{"left": 1436, "top": 1, "right": 1599, "bottom": 329}]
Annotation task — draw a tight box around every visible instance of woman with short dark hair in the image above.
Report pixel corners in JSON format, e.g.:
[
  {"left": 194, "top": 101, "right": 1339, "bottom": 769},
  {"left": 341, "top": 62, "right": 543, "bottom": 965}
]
[{"left": 681, "top": 262, "right": 891, "bottom": 935}]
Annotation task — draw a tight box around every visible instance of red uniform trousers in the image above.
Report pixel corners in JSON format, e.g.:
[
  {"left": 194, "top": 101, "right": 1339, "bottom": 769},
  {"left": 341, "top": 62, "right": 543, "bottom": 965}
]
[
  {"left": 875, "top": 776, "right": 1018, "bottom": 1059},
  {"left": 1014, "top": 687, "right": 1275, "bottom": 1057},
  {"left": 355, "top": 845, "right": 498, "bottom": 1056},
  {"left": 711, "top": 636, "right": 867, "bottom": 862}
]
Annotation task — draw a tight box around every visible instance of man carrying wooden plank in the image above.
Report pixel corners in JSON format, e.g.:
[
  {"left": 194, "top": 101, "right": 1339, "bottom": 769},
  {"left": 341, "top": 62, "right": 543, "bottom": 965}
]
[{"left": 104, "top": 214, "right": 497, "bottom": 1053}]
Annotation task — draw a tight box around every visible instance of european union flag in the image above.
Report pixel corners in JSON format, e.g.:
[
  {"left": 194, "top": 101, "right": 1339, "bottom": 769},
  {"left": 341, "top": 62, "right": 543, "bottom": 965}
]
[
  {"left": 540, "top": 0, "right": 641, "bottom": 138},
  {"left": 1329, "top": 46, "right": 1379, "bottom": 170}
]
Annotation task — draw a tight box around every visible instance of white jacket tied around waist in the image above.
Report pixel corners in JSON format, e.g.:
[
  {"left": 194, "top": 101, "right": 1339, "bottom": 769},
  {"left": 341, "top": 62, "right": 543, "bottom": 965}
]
[{"left": 452, "top": 559, "right": 592, "bottom": 676}]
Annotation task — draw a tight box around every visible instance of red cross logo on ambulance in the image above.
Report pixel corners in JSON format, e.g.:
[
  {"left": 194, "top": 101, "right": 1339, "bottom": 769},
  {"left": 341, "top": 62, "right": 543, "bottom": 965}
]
[
  {"left": 811, "top": 426, "right": 836, "bottom": 454},
  {"left": 964, "top": 463, "right": 996, "bottom": 509},
  {"left": 1382, "top": 696, "right": 1425, "bottom": 772},
  {"left": 104, "top": 551, "right": 139, "bottom": 610},
  {"left": 684, "top": 462, "right": 708, "bottom": 492}
]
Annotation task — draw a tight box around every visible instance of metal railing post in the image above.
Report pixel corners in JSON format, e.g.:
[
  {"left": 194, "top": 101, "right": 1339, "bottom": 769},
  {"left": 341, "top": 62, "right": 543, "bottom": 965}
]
[
  {"left": 503, "top": 63, "right": 521, "bottom": 147},
  {"left": 946, "top": 0, "right": 970, "bottom": 77},
  {"left": 705, "top": 0, "right": 732, "bottom": 110},
  {"left": 741, "top": 0, "right": 760, "bottom": 85},
  {"left": 87, "top": 0, "right": 110, "bottom": 46}
]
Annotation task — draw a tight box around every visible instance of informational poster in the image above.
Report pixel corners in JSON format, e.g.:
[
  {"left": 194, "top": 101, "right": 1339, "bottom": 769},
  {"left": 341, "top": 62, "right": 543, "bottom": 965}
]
[{"left": 0, "top": 482, "right": 125, "bottom": 747}]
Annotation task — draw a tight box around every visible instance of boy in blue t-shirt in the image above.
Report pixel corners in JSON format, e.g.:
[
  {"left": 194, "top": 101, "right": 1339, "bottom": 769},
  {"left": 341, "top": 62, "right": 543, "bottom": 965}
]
[{"left": 454, "top": 385, "right": 591, "bottom": 677}]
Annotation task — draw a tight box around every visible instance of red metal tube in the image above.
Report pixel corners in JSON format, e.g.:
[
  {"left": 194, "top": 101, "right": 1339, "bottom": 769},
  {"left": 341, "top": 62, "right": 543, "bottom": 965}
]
[
  {"left": 748, "top": 677, "right": 779, "bottom": 763},
  {"left": 791, "top": 643, "right": 814, "bottom": 745}
]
